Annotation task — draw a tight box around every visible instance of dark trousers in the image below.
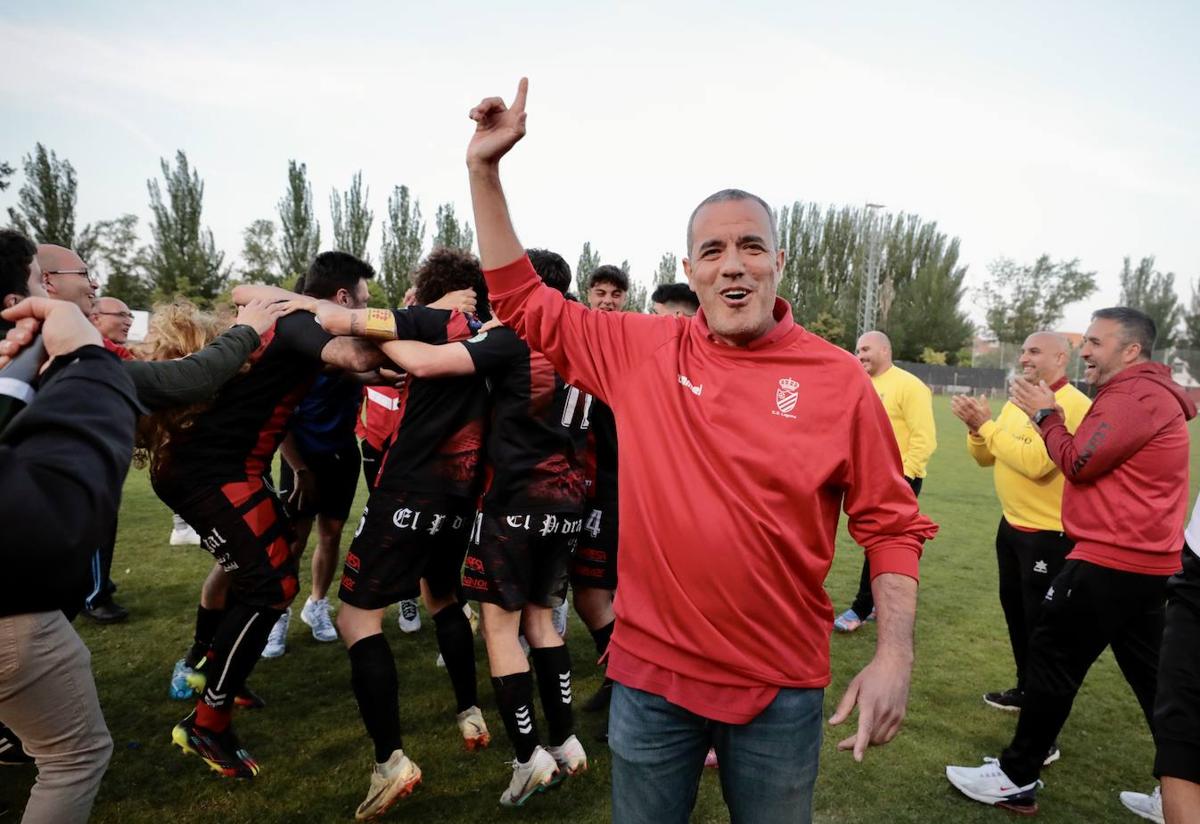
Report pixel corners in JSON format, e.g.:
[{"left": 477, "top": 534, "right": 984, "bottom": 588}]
[
  {"left": 850, "top": 476, "right": 923, "bottom": 618},
  {"left": 85, "top": 521, "right": 119, "bottom": 610},
  {"left": 999, "top": 558, "right": 1168, "bottom": 786},
  {"left": 1153, "top": 546, "right": 1200, "bottom": 783},
  {"left": 995, "top": 519, "right": 1072, "bottom": 691}
]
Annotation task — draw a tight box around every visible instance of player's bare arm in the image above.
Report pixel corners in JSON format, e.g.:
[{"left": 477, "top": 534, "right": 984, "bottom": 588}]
[{"left": 378, "top": 340, "right": 476, "bottom": 379}]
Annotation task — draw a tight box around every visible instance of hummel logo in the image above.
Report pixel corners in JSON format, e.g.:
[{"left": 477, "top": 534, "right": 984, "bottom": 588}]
[
  {"left": 677, "top": 374, "right": 703, "bottom": 396},
  {"left": 1033, "top": 560, "right": 1048, "bottom": 574}
]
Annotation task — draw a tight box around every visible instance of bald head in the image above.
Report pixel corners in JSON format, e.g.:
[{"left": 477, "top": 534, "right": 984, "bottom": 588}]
[
  {"left": 1018, "top": 331, "right": 1070, "bottom": 385},
  {"left": 37, "top": 244, "right": 95, "bottom": 313},
  {"left": 91, "top": 296, "right": 133, "bottom": 344},
  {"left": 856, "top": 330, "right": 893, "bottom": 377}
]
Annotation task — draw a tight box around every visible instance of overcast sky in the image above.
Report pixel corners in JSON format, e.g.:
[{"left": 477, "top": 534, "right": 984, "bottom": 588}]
[{"left": 2, "top": 0, "right": 1197, "bottom": 333}]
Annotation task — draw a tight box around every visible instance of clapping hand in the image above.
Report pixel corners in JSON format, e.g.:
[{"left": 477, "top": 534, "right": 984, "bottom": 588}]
[
  {"left": 1009, "top": 377, "right": 1061, "bottom": 420},
  {"left": 950, "top": 394, "right": 991, "bottom": 433}
]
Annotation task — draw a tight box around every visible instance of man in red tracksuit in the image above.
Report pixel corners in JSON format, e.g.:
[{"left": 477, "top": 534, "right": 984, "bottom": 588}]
[
  {"left": 947, "top": 306, "right": 1196, "bottom": 817},
  {"left": 464, "top": 78, "right": 937, "bottom": 823}
]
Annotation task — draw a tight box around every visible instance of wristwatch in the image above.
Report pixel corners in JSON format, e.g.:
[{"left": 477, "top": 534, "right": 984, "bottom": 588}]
[{"left": 1032, "top": 408, "right": 1056, "bottom": 425}]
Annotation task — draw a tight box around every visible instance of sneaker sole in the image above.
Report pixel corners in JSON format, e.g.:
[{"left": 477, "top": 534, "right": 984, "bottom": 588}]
[
  {"left": 171, "top": 726, "right": 254, "bottom": 780},
  {"left": 463, "top": 732, "right": 491, "bottom": 752},
  {"left": 946, "top": 768, "right": 1037, "bottom": 813},
  {"left": 547, "top": 760, "right": 586, "bottom": 787},
  {"left": 983, "top": 695, "right": 1022, "bottom": 713},
  {"left": 355, "top": 769, "right": 422, "bottom": 821},
  {"left": 502, "top": 773, "right": 556, "bottom": 807}
]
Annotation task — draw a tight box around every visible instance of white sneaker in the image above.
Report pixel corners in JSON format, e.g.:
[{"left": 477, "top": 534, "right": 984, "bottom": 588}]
[
  {"left": 261, "top": 609, "right": 290, "bottom": 658},
  {"left": 1119, "top": 786, "right": 1164, "bottom": 824},
  {"left": 355, "top": 748, "right": 422, "bottom": 821},
  {"left": 300, "top": 597, "right": 338, "bottom": 642},
  {"left": 456, "top": 706, "right": 491, "bottom": 751},
  {"left": 552, "top": 600, "right": 569, "bottom": 637},
  {"left": 435, "top": 653, "right": 445, "bottom": 668},
  {"left": 546, "top": 734, "right": 587, "bottom": 780},
  {"left": 169, "top": 514, "right": 202, "bottom": 546},
  {"left": 397, "top": 599, "right": 421, "bottom": 633},
  {"left": 946, "top": 757, "right": 1041, "bottom": 813},
  {"left": 499, "top": 746, "right": 558, "bottom": 807}
]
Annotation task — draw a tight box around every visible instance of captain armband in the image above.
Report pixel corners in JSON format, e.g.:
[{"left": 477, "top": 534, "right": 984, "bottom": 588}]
[{"left": 362, "top": 309, "right": 398, "bottom": 340}]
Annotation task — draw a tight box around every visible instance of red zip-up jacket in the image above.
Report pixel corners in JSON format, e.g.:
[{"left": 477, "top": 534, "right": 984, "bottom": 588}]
[
  {"left": 1037, "top": 361, "right": 1195, "bottom": 575},
  {"left": 485, "top": 256, "right": 937, "bottom": 718}
]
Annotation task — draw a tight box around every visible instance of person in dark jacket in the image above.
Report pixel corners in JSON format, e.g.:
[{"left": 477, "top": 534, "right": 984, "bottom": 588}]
[{"left": 0, "top": 296, "right": 141, "bottom": 824}]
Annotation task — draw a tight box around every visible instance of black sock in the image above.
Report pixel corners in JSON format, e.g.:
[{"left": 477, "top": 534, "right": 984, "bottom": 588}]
[
  {"left": 187, "top": 605, "right": 226, "bottom": 667},
  {"left": 530, "top": 644, "right": 574, "bottom": 746},
  {"left": 348, "top": 634, "right": 403, "bottom": 763},
  {"left": 433, "top": 604, "right": 477, "bottom": 713},
  {"left": 588, "top": 619, "right": 615, "bottom": 659},
  {"left": 491, "top": 671, "right": 539, "bottom": 762},
  {"left": 201, "top": 604, "right": 280, "bottom": 715}
]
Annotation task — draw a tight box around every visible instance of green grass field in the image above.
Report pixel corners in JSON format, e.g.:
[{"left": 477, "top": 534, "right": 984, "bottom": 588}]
[{"left": 4, "top": 395, "right": 1198, "bottom": 823}]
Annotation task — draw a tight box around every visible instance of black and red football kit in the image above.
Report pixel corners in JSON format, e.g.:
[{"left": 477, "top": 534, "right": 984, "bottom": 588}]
[
  {"left": 572, "top": 398, "right": 619, "bottom": 590},
  {"left": 340, "top": 309, "right": 486, "bottom": 608},
  {"left": 458, "top": 326, "right": 590, "bottom": 610}
]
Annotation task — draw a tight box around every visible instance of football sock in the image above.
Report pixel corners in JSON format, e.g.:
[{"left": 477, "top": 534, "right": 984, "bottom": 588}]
[
  {"left": 433, "top": 604, "right": 477, "bottom": 712},
  {"left": 531, "top": 644, "right": 575, "bottom": 746},
  {"left": 492, "top": 671, "right": 539, "bottom": 762},
  {"left": 348, "top": 633, "right": 403, "bottom": 763}
]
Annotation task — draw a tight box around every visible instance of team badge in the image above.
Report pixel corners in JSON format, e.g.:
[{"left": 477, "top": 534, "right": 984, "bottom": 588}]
[
  {"left": 467, "top": 331, "right": 488, "bottom": 344},
  {"left": 774, "top": 377, "right": 799, "bottom": 417}
]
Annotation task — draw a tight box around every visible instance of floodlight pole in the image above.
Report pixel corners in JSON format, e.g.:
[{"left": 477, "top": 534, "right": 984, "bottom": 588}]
[{"left": 856, "top": 203, "right": 885, "bottom": 343}]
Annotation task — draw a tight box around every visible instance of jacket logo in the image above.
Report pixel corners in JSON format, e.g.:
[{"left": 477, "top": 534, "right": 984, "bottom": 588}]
[
  {"left": 1034, "top": 560, "right": 1048, "bottom": 574},
  {"left": 677, "top": 374, "right": 703, "bottom": 396},
  {"left": 773, "top": 377, "right": 799, "bottom": 419}
]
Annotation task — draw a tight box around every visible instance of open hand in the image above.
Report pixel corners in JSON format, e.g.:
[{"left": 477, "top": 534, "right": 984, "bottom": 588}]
[
  {"left": 235, "top": 298, "right": 295, "bottom": 336},
  {"left": 467, "top": 78, "right": 529, "bottom": 169},
  {"left": 1009, "top": 377, "right": 1057, "bottom": 418},
  {"left": 950, "top": 394, "right": 991, "bottom": 432},
  {"left": 428, "top": 288, "right": 478, "bottom": 316}
]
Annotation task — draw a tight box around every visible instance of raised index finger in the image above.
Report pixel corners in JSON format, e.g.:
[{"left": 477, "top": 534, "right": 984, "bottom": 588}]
[{"left": 512, "top": 76, "right": 529, "bottom": 113}]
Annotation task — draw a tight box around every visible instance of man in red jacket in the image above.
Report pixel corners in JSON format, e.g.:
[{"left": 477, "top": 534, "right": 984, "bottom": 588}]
[
  {"left": 947, "top": 306, "right": 1196, "bottom": 817},
  {"left": 464, "top": 78, "right": 937, "bottom": 823}
]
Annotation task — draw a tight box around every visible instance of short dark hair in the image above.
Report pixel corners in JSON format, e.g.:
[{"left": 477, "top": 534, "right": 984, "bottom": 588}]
[
  {"left": 303, "top": 251, "right": 374, "bottom": 300},
  {"left": 1092, "top": 306, "right": 1156, "bottom": 358},
  {"left": 651, "top": 282, "right": 699, "bottom": 311},
  {"left": 589, "top": 265, "right": 629, "bottom": 292},
  {"left": 526, "top": 248, "right": 571, "bottom": 294},
  {"left": 686, "top": 189, "right": 777, "bottom": 256},
  {"left": 0, "top": 228, "right": 37, "bottom": 300},
  {"left": 413, "top": 247, "right": 491, "bottom": 321}
]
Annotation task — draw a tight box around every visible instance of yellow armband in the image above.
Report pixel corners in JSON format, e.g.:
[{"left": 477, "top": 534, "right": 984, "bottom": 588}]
[{"left": 362, "top": 309, "right": 398, "bottom": 340}]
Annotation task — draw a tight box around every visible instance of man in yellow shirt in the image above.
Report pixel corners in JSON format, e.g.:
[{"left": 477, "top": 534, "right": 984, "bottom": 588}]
[
  {"left": 835, "top": 331, "right": 937, "bottom": 632},
  {"left": 951, "top": 331, "right": 1091, "bottom": 716}
]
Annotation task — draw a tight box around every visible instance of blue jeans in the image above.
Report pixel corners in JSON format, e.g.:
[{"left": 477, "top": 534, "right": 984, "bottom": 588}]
[{"left": 608, "top": 682, "right": 823, "bottom": 824}]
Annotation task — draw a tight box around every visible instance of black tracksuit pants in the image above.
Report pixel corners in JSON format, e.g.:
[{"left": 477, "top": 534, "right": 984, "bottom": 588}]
[
  {"left": 995, "top": 518, "right": 1072, "bottom": 692},
  {"left": 1154, "top": 545, "right": 1200, "bottom": 783},
  {"left": 999, "top": 558, "right": 1169, "bottom": 786}
]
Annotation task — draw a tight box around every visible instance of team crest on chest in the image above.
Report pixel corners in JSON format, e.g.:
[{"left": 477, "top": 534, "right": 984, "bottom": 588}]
[{"left": 773, "top": 377, "right": 799, "bottom": 419}]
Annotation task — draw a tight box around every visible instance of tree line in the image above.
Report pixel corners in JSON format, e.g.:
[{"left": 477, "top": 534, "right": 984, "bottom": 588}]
[{"left": 2, "top": 143, "right": 1197, "bottom": 367}]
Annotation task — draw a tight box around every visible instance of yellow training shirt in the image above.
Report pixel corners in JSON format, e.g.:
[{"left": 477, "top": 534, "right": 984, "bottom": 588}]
[
  {"left": 966, "top": 382, "right": 1092, "bottom": 532},
  {"left": 870, "top": 365, "right": 937, "bottom": 479}
]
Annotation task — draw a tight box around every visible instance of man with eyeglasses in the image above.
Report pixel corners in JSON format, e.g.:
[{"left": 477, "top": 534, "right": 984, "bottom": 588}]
[
  {"left": 36, "top": 244, "right": 97, "bottom": 314},
  {"left": 90, "top": 297, "right": 135, "bottom": 358}
]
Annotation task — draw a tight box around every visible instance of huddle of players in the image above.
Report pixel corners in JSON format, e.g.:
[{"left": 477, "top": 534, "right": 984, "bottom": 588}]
[{"left": 153, "top": 243, "right": 699, "bottom": 817}]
